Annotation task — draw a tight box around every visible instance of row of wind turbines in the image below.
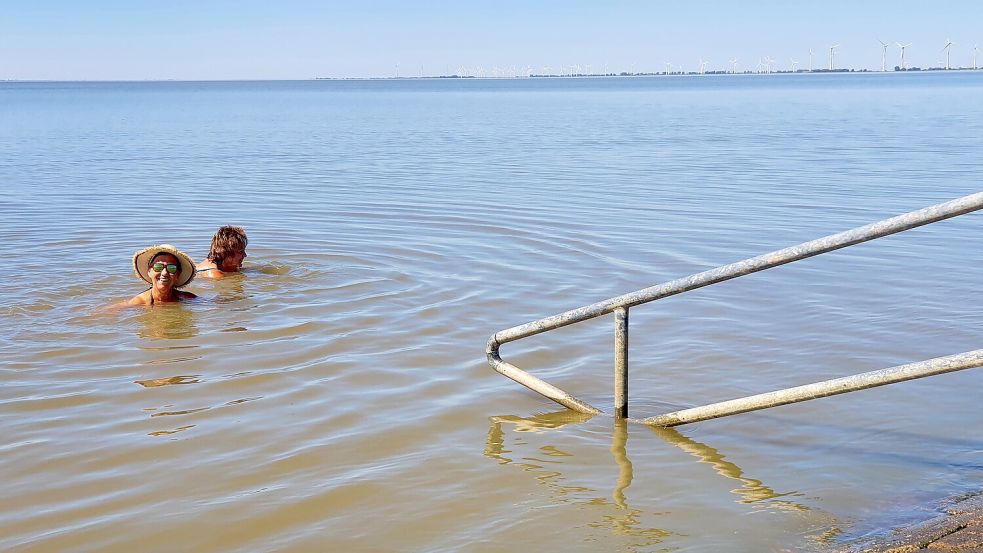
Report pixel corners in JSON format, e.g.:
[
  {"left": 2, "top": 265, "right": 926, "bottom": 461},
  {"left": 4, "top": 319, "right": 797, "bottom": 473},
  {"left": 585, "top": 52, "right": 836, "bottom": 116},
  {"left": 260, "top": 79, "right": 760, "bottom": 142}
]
[
  {"left": 441, "top": 39, "right": 980, "bottom": 79},
  {"left": 666, "top": 39, "right": 979, "bottom": 75},
  {"left": 872, "top": 39, "right": 978, "bottom": 71}
]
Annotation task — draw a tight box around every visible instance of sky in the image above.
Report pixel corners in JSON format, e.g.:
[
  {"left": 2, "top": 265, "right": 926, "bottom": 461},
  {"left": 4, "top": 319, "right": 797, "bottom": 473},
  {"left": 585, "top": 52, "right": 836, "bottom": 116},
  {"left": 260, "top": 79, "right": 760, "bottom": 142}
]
[{"left": 2, "top": 0, "right": 981, "bottom": 80}]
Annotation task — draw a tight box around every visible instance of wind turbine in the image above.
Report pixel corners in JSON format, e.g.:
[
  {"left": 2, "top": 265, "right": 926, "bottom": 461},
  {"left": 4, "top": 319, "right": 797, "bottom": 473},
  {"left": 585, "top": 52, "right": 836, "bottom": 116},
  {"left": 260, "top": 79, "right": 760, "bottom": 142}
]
[
  {"left": 665, "top": 61, "right": 672, "bottom": 75},
  {"left": 809, "top": 49, "right": 815, "bottom": 71},
  {"left": 790, "top": 58, "right": 800, "bottom": 72},
  {"left": 765, "top": 56, "right": 775, "bottom": 73},
  {"left": 730, "top": 57, "right": 739, "bottom": 73},
  {"left": 943, "top": 39, "right": 952, "bottom": 70},
  {"left": 699, "top": 58, "right": 709, "bottom": 75},
  {"left": 878, "top": 39, "right": 888, "bottom": 71},
  {"left": 975, "top": 45, "right": 979, "bottom": 70},
  {"left": 829, "top": 44, "right": 839, "bottom": 70},
  {"left": 897, "top": 42, "right": 912, "bottom": 70}
]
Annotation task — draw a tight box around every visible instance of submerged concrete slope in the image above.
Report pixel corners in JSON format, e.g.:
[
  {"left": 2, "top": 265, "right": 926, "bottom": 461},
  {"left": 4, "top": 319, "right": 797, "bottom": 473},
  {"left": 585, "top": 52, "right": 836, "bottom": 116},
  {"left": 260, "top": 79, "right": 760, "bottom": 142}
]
[{"left": 842, "top": 493, "right": 983, "bottom": 553}]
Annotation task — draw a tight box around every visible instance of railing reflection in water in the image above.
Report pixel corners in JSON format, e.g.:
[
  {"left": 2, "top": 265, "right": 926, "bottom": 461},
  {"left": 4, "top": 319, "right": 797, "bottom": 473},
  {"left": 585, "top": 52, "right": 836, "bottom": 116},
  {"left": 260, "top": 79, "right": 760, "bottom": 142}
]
[
  {"left": 486, "top": 411, "right": 842, "bottom": 548},
  {"left": 485, "top": 411, "right": 673, "bottom": 548}
]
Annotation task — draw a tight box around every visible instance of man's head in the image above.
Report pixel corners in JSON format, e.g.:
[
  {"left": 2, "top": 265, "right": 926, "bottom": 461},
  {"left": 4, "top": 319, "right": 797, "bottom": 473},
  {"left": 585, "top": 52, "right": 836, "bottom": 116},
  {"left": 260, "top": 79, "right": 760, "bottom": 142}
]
[{"left": 208, "top": 226, "right": 248, "bottom": 272}]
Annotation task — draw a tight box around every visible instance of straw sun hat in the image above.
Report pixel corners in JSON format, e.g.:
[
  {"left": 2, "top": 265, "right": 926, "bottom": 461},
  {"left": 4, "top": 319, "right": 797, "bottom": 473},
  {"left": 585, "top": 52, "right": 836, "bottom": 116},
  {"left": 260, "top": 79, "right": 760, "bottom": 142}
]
[{"left": 132, "top": 244, "right": 197, "bottom": 288}]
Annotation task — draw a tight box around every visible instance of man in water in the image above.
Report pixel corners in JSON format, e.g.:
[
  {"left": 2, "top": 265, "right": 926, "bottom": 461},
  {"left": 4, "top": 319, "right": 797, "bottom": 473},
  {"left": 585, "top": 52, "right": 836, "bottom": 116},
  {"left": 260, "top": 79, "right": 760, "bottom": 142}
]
[{"left": 196, "top": 226, "right": 248, "bottom": 279}]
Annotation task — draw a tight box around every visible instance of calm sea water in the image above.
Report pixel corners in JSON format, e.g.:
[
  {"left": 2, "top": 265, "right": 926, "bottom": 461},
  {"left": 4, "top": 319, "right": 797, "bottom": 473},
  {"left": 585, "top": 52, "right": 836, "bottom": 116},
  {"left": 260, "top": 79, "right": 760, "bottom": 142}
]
[{"left": 1, "top": 73, "right": 982, "bottom": 552}]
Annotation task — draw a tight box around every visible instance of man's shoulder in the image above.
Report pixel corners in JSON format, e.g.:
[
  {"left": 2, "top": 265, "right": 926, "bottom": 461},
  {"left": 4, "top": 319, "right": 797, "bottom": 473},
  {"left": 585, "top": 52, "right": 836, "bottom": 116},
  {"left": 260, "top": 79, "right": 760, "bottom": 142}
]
[{"left": 195, "top": 264, "right": 225, "bottom": 279}]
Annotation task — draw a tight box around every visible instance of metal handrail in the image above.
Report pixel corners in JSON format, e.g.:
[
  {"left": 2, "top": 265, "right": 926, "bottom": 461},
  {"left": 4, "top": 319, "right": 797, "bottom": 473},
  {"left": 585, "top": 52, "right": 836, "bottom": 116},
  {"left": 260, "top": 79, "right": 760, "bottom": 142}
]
[{"left": 487, "top": 191, "right": 983, "bottom": 425}]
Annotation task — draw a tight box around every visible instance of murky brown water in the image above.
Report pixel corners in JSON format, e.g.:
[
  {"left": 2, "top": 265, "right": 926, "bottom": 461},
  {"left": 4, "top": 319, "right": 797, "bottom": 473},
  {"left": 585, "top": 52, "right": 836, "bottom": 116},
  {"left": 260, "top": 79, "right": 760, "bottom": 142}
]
[{"left": 2, "top": 75, "right": 982, "bottom": 551}]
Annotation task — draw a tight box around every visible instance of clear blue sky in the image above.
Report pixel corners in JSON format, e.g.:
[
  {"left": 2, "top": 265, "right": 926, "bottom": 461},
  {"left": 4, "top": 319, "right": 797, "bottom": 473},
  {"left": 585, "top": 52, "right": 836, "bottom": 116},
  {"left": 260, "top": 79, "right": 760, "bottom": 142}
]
[{"left": 3, "top": 0, "right": 981, "bottom": 79}]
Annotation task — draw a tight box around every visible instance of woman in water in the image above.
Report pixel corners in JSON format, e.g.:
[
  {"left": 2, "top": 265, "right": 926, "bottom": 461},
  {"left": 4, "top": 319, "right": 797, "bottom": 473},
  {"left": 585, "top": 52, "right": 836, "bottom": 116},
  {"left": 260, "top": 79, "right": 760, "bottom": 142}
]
[
  {"left": 196, "top": 226, "right": 248, "bottom": 279},
  {"left": 123, "top": 244, "right": 198, "bottom": 306}
]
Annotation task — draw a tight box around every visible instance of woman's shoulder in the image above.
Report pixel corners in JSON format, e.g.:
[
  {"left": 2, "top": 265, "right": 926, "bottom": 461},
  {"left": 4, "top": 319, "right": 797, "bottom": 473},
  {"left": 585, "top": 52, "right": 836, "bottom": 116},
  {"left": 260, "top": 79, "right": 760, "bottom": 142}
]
[{"left": 125, "top": 290, "right": 152, "bottom": 306}]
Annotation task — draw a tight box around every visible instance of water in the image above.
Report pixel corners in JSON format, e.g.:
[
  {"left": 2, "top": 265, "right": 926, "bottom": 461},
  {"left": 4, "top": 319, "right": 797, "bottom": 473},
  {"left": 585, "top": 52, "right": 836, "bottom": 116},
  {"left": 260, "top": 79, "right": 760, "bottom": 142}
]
[{"left": 1, "top": 73, "right": 982, "bottom": 552}]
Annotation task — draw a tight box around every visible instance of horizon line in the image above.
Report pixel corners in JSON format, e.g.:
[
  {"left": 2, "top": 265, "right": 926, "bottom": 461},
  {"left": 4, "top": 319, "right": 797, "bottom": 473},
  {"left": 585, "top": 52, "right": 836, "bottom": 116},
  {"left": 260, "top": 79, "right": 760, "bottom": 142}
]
[{"left": 4, "top": 68, "right": 983, "bottom": 83}]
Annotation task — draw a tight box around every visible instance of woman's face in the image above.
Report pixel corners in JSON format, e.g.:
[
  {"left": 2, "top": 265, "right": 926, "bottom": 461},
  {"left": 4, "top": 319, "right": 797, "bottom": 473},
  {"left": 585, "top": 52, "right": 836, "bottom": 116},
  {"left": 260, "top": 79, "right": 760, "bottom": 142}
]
[{"left": 147, "top": 253, "right": 181, "bottom": 293}]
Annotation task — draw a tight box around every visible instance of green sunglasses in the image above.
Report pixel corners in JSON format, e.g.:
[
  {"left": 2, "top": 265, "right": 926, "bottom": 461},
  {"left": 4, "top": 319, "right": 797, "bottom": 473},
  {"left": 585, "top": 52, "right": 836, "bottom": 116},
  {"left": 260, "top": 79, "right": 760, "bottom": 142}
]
[{"left": 152, "top": 262, "right": 179, "bottom": 274}]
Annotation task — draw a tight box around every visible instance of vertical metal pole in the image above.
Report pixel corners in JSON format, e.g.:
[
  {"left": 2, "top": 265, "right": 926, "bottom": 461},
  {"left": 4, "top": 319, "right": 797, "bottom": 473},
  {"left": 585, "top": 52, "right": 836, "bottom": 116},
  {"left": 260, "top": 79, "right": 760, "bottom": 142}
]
[{"left": 614, "top": 307, "right": 629, "bottom": 418}]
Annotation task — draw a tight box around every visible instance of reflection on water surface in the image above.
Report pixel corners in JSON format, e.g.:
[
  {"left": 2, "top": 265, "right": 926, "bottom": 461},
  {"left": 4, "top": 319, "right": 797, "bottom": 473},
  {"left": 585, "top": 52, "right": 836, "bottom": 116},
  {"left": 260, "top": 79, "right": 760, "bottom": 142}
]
[
  {"left": 488, "top": 411, "right": 844, "bottom": 549},
  {"left": 133, "top": 305, "right": 199, "bottom": 340}
]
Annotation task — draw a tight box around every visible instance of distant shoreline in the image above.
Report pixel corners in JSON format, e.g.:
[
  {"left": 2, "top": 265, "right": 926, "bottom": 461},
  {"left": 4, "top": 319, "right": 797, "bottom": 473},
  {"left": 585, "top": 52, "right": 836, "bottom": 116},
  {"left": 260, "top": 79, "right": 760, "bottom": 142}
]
[
  {"left": 3, "top": 68, "right": 982, "bottom": 83},
  {"left": 317, "top": 66, "right": 983, "bottom": 80}
]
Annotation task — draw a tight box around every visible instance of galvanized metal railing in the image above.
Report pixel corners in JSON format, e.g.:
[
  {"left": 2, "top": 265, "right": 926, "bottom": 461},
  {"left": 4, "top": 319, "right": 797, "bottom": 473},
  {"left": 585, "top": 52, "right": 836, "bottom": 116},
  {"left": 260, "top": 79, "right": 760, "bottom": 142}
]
[{"left": 486, "top": 192, "right": 983, "bottom": 426}]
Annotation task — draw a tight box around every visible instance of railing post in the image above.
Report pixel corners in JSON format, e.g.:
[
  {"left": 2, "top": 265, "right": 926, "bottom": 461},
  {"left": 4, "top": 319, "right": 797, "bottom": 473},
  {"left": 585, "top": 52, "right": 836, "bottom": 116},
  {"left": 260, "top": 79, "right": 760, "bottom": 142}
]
[{"left": 614, "top": 307, "right": 629, "bottom": 418}]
